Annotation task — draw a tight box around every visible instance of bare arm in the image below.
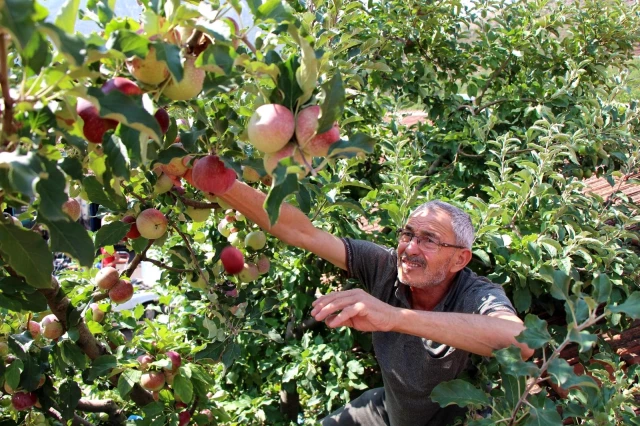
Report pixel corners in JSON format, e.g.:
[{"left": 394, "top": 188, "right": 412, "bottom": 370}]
[
  {"left": 311, "top": 289, "right": 534, "bottom": 359},
  {"left": 218, "top": 180, "right": 347, "bottom": 270}
]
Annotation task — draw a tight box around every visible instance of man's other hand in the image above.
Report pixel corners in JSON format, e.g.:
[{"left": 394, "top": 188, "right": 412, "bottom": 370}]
[{"left": 311, "top": 289, "right": 396, "bottom": 332}]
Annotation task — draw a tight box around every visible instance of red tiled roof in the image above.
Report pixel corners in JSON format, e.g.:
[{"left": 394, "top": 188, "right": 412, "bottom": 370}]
[{"left": 584, "top": 173, "right": 640, "bottom": 204}]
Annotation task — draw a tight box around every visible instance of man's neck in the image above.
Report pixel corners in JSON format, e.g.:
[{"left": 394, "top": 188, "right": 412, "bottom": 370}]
[{"left": 409, "top": 275, "right": 457, "bottom": 311}]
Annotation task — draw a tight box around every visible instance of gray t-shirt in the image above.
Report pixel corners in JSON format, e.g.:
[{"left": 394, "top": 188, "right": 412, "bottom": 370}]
[{"left": 342, "top": 238, "right": 516, "bottom": 426}]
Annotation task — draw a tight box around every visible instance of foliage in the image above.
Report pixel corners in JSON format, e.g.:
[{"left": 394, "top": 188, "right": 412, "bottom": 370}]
[{"left": 0, "top": 0, "right": 639, "bottom": 425}]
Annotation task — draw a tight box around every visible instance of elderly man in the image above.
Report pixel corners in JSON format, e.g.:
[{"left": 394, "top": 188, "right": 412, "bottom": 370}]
[{"left": 219, "top": 181, "right": 533, "bottom": 426}]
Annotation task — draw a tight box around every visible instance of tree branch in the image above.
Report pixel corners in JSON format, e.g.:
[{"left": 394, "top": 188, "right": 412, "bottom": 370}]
[
  {"left": 170, "top": 222, "right": 206, "bottom": 283},
  {"left": 176, "top": 194, "right": 219, "bottom": 210},
  {"left": 0, "top": 31, "right": 15, "bottom": 144},
  {"left": 474, "top": 56, "right": 510, "bottom": 108},
  {"left": 123, "top": 240, "right": 154, "bottom": 278},
  {"left": 76, "top": 398, "right": 127, "bottom": 424},
  {"left": 143, "top": 256, "right": 192, "bottom": 273}
]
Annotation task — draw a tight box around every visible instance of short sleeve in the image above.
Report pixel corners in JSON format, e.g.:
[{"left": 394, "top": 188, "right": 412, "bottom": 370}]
[{"left": 342, "top": 238, "right": 397, "bottom": 295}]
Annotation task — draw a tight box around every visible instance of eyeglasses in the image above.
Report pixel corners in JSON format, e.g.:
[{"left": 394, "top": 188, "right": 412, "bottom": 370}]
[{"left": 396, "top": 228, "right": 467, "bottom": 252}]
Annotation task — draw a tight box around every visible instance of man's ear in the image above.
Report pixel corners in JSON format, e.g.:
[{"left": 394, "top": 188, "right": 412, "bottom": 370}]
[{"left": 451, "top": 249, "right": 472, "bottom": 273}]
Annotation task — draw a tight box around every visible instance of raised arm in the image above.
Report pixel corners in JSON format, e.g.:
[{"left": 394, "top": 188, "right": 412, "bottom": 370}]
[{"left": 218, "top": 180, "right": 347, "bottom": 270}]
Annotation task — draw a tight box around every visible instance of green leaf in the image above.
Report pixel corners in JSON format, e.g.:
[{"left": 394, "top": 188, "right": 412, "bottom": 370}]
[
  {"left": 568, "top": 327, "right": 597, "bottom": 353},
  {"left": 194, "top": 341, "right": 225, "bottom": 362},
  {"left": 173, "top": 374, "right": 194, "bottom": 404},
  {"left": 250, "top": 0, "right": 295, "bottom": 23},
  {"left": 54, "top": 0, "right": 80, "bottom": 33},
  {"left": 221, "top": 342, "right": 241, "bottom": 370},
  {"left": 539, "top": 265, "right": 569, "bottom": 300},
  {"left": 156, "top": 144, "right": 188, "bottom": 165},
  {"left": 36, "top": 160, "right": 69, "bottom": 222},
  {"left": 327, "top": 133, "right": 376, "bottom": 158},
  {"left": 0, "top": 223, "right": 53, "bottom": 289},
  {"left": 547, "top": 358, "right": 598, "bottom": 390},
  {"left": 0, "top": 285, "right": 47, "bottom": 312},
  {"left": 195, "top": 44, "right": 236, "bottom": 75},
  {"left": 592, "top": 273, "right": 612, "bottom": 304},
  {"left": 0, "top": 0, "right": 43, "bottom": 51},
  {"left": 60, "top": 341, "right": 87, "bottom": 370},
  {"left": 513, "top": 286, "right": 531, "bottom": 312},
  {"left": 0, "top": 151, "right": 43, "bottom": 198},
  {"left": 608, "top": 292, "right": 640, "bottom": 319},
  {"left": 517, "top": 314, "right": 551, "bottom": 349},
  {"left": 83, "top": 176, "right": 126, "bottom": 211},
  {"left": 264, "top": 173, "right": 299, "bottom": 226},
  {"left": 5, "top": 358, "right": 24, "bottom": 390},
  {"left": 317, "top": 72, "right": 344, "bottom": 134},
  {"left": 103, "top": 136, "right": 131, "bottom": 180},
  {"left": 39, "top": 216, "right": 95, "bottom": 267},
  {"left": 38, "top": 23, "right": 86, "bottom": 67},
  {"left": 59, "top": 380, "right": 81, "bottom": 419},
  {"left": 21, "top": 31, "right": 50, "bottom": 75},
  {"left": 271, "top": 55, "right": 302, "bottom": 112},
  {"left": 431, "top": 379, "right": 489, "bottom": 408},
  {"left": 282, "top": 364, "right": 298, "bottom": 383},
  {"left": 83, "top": 355, "right": 117, "bottom": 382},
  {"left": 94, "top": 221, "right": 130, "bottom": 248},
  {"left": 495, "top": 346, "right": 540, "bottom": 377},
  {"left": 117, "top": 369, "right": 142, "bottom": 398},
  {"left": 106, "top": 30, "right": 149, "bottom": 58},
  {"left": 59, "top": 157, "right": 84, "bottom": 180},
  {"left": 524, "top": 398, "right": 562, "bottom": 426},
  {"left": 153, "top": 41, "right": 183, "bottom": 83},
  {"left": 289, "top": 25, "right": 317, "bottom": 107},
  {"left": 87, "top": 87, "right": 162, "bottom": 143}
]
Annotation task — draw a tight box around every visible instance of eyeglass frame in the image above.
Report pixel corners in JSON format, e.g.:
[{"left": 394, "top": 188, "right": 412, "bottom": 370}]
[{"left": 395, "top": 228, "right": 468, "bottom": 252}]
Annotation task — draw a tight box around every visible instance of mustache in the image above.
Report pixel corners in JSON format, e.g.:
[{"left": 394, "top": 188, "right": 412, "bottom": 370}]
[{"left": 400, "top": 254, "right": 426, "bottom": 267}]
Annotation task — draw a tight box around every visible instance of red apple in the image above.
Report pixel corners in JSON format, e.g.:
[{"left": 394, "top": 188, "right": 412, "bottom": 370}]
[
  {"left": 27, "top": 321, "right": 41, "bottom": 338},
  {"left": 191, "top": 155, "right": 236, "bottom": 195},
  {"left": 137, "top": 354, "right": 154, "bottom": 370},
  {"left": 238, "top": 263, "right": 259, "bottom": 283},
  {"left": 127, "top": 47, "right": 170, "bottom": 85},
  {"left": 154, "top": 108, "right": 170, "bottom": 135},
  {"left": 256, "top": 254, "right": 270, "bottom": 275},
  {"left": 263, "top": 143, "right": 309, "bottom": 176},
  {"left": 109, "top": 280, "right": 134, "bottom": 304},
  {"left": 165, "top": 350, "right": 181, "bottom": 373},
  {"left": 76, "top": 98, "right": 118, "bottom": 144},
  {"left": 160, "top": 143, "right": 189, "bottom": 177},
  {"left": 40, "top": 314, "right": 64, "bottom": 340},
  {"left": 122, "top": 215, "right": 141, "bottom": 239},
  {"left": 163, "top": 56, "right": 205, "bottom": 101},
  {"left": 96, "top": 266, "right": 120, "bottom": 291},
  {"left": 295, "top": 105, "right": 340, "bottom": 157},
  {"left": 62, "top": 198, "right": 81, "bottom": 221},
  {"left": 136, "top": 209, "right": 168, "bottom": 240},
  {"left": 140, "top": 371, "right": 166, "bottom": 392},
  {"left": 220, "top": 246, "right": 244, "bottom": 274},
  {"left": 11, "top": 392, "right": 38, "bottom": 411},
  {"left": 178, "top": 410, "right": 191, "bottom": 426},
  {"left": 90, "top": 303, "right": 105, "bottom": 323},
  {"left": 102, "top": 77, "right": 143, "bottom": 96},
  {"left": 247, "top": 104, "right": 295, "bottom": 153}
]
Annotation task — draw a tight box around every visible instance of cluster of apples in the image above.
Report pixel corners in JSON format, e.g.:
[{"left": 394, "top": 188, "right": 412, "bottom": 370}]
[
  {"left": 95, "top": 266, "right": 134, "bottom": 304},
  {"left": 120, "top": 208, "right": 169, "bottom": 241},
  {"left": 247, "top": 104, "right": 341, "bottom": 176},
  {"left": 2, "top": 368, "right": 46, "bottom": 412},
  {"left": 76, "top": 77, "right": 171, "bottom": 144}
]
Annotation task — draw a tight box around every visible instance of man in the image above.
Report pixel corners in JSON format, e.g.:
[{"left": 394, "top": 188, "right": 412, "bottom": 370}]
[{"left": 219, "top": 181, "right": 533, "bottom": 426}]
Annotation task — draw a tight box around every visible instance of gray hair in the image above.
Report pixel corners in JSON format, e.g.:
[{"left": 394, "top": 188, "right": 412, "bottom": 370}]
[{"left": 410, "top": 201, "right": 475, "bottom": 248}]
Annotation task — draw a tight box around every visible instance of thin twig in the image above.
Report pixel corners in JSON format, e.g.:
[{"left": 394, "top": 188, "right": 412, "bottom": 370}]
[
  {"left": 143, "top": 256, "right": 192, "bottom": 273},
  {"left": 170, "top": 222, "right": 206, "bottom": 283},
  {"left": 0, "top": 32, "right": 15, "bottom": 144},
  {"left": 123, "top": 240, "right": 154, "bottom": 278}
]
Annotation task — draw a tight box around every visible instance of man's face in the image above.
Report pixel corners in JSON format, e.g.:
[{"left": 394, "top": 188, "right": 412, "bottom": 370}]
[{"left": 396, "top": 208, "right": 459, "bottom": 289}]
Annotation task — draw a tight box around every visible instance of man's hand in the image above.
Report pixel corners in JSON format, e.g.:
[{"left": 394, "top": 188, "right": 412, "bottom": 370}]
[{"left": 311, "top": 289, "right": 397, "bottom": 332}]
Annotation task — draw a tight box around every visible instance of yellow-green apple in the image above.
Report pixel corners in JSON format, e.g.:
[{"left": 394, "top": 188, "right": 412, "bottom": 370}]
[
  {"left": 244, "top": 230, "right": 266, "bottom": 250},
  {"left": 256, "top": 254, "right": 270, "bottom": 275},
  {"left": 295, "top": 105, "right": 341, "bottom": 156},
  {"left": 90, "top": 303, "right": 105, "bottom": 323},
  {"left": 191, "top": 155, "right": 236, "bottom": 195},
  {"left": 153, "top": 174, "right": 174, "bottom": 195},
  {"left": 40, "top": 314, "right": 64, "bottom": 340},
  {"left": 62, "top": 198, "right": 81, "bottom": 221},
  {"left": 242, "top": 165, "right": 260, "bottom": 183},
  {"left": 11, "top": 392, "right": 38, "bottom": 411},
  {"left": 27, "top": 321, "right": 41, "bottom": 338},
  {"left": 122, "top": 215, "right": 141, "bottom": 239},
  {"left": 220, "top": 246, "right": 244, "bottom": 274},
  {"left": 238, "top": 263, "right": 259, "bottom": 283},
  {"left": 160, "top": 143, "right": 189, "bottom": 177},
  {"left": 185, "top": 206, "right": 211, "bottom": 222},
  {"left": 102, "top": 77, "right": 143, "bottom": 95},
  {"left": 96, "top": 266, "right": 120, "bottom": 291},
  {"left": 163, "top": 56, "right": 205, "bottom": 101},
  {"left": 76, "top": 98, "right": 118, "bottom": 144},
  {"left": 136, "top": 209, "right": 168, "bottom": 239},
  {"left": 263, "top": 143, "right": 309, "bottom": 177},
  {"left": 217, "top": 219, "right": 231, "bottom": 237},
  {"left": 164, "top": 351, "right": 181, "bottom": 372},
  {"left": 140, "top": 371, "right": 165, "bottom": 392},
  {"left": 247, "top": 104, "right": 295, "bottom": 153},
  {"left": 0, "top": 341, "right": 8, "bottom": 357},
  {"left": 137, "top": 354, "right": 154, "bottom": 370},
  {"left": 109, "top": 280, "right": 134, "bottom": 304},
  {"left": 154, "top": 108, "right": 170, "bottom": 135},
  {"left": 127, "top": 47, "right": 170, "bottom": 85},
  {"left": 227, "top": 232, "right": 243, "bottom": 248}
]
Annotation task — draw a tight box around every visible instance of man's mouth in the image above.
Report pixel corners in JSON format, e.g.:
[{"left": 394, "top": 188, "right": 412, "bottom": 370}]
[{"left": 401, "top": 256, "right": 425, "bottom": 269}]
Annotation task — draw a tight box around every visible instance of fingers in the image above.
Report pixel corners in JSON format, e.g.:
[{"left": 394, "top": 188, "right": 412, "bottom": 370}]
[
  {"left": 311, "top": 294, "right": 359, "bottom": 321},
  {"left": 324, "top": 304, "right": 364, "bottom": 328}
]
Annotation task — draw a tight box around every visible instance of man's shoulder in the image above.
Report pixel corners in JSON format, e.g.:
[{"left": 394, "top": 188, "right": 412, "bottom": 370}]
[{"left": 446, "top": 268, "right": 514, "bottom": 314}]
